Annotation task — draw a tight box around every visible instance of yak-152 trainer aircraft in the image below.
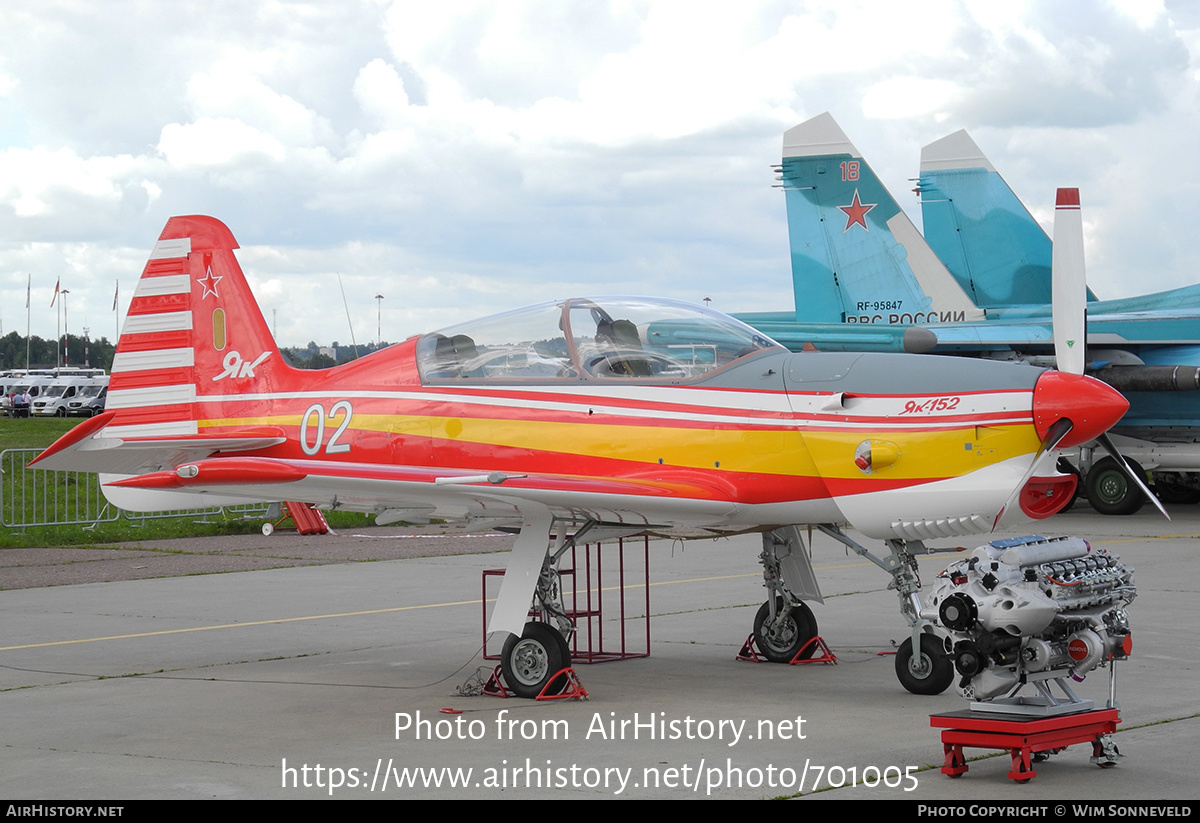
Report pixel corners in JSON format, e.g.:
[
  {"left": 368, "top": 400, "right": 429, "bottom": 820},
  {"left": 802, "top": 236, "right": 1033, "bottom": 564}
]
[{"left": 32, "top": 216, "right": 1131, "bottom": 697}]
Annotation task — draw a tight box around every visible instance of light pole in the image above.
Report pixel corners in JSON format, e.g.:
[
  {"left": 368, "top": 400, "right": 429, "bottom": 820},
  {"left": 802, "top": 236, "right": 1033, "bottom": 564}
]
[{"left": 375, "top": 294, "right": 384, "bottom": 347}]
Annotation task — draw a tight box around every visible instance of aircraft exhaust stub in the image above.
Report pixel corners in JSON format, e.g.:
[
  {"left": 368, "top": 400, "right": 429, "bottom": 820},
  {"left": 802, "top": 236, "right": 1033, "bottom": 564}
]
[{"left": 920, "top": 535, "right": 1135, "bottom": 710}]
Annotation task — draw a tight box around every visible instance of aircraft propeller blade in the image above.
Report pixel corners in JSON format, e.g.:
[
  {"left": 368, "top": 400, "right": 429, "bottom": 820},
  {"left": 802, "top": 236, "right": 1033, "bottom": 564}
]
[
  {"left": 1051, "top": 188, "right": 1169, "bottom": 520},
  {"left": 1096, "top": 432, "right": 1171, "bottom": 520},
  {"left": 1051, "top": 188, "right": 1087, "bottom": 376},
  {"left": 998, "top": 417, "right": 1076, "bottom": 522}
]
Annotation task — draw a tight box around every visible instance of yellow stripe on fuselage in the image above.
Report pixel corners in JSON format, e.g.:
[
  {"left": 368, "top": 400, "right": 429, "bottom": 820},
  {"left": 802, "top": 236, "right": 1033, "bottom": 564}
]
[{"left": 199, "top": 412, "right": 1040, "bottom": 481}]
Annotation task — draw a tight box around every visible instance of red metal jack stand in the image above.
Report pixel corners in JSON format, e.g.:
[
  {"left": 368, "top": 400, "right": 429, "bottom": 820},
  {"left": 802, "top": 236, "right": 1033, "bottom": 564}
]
[
  {"left": 930, "top": 708, "right": 1120, "bottom": 783},
  {"left": 482, "top": 666, "right": 589, "bottom": 701},
  {"left": 737, "top": 635, "right": 837, "bottom": 665}
]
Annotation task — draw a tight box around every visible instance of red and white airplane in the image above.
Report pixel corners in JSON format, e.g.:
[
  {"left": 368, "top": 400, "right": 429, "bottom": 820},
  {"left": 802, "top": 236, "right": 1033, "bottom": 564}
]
[{"left": 32, "top": 214, "right": 1130, "bottom": 697}]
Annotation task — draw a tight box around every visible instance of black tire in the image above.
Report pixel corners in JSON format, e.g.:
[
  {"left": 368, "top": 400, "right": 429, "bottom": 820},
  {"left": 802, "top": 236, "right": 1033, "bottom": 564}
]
[
  {"left": 55, "top": 407, "right": 66, "bottom": 417},
  {"left": 1086, "top": 456, "right": 1146, "bottom": 516},
  {"left": 753, "top": 598, "right": 817, "bottom": 663},
  {"left": 1155, "top": 481, "right": 1200, "bottom": 505},
  {"left": 501, "top": 622, "right": 570, "bottom": 699},
  {"left": 895, "top": 633, "right": 953, "bottom": 695}
]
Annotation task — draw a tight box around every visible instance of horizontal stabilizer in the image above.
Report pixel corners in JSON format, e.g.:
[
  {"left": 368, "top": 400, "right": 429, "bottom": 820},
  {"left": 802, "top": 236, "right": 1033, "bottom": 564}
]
[{"left": 28, "top": 412, "right": 286, "bottom": 475}]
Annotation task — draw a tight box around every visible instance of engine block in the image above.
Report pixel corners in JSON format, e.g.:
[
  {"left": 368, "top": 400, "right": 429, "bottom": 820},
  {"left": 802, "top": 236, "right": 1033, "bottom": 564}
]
[{"left": 922, "top": 535, "right": 1135, "bottom": 702}]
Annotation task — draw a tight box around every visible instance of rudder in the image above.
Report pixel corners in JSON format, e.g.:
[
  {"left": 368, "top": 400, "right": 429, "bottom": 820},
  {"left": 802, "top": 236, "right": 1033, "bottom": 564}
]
[{"left": 107, "top": 216, "right": 285, "bottom": 438}]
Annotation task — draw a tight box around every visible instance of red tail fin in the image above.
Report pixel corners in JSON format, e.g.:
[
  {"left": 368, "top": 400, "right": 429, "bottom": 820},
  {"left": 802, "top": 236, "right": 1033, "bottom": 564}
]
[{"left": 108, "top": 216, "right": 285, "bottom": 438}]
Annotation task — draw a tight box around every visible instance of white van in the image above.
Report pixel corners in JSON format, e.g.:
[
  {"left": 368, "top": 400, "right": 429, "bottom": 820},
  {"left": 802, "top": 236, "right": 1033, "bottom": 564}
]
[
  {"left": 66, "top": 378, "right": 110, "bottom": 417},
  {"left": 33, "top": 381, "right": 82, "bottom": 417}
]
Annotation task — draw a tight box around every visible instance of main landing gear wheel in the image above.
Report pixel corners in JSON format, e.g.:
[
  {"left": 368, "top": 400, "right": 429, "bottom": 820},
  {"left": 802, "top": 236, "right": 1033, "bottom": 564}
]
[
  {"left": 501, "top": 622, "right": 570, "bottom": 699},
  {"left": 896, "top": 634, "right": 953, "bottom": 695},
  {"left": 753, "top": 598, "right": 817, "bottom": 663},
  {"left": 1155, "top": 482, "right": 1200, "bottom": 505},
  {"left": 1086, "top": 456, "right": 1147, "bottom": 516}
]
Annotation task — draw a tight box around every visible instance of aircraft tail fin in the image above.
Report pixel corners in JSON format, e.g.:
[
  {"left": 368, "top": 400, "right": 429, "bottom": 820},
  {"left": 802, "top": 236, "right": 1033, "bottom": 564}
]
[
  {"left": 917, "top": 130, "right": 1097, "bottom": 306},
  {"left": 107, "top": 216, "right": 289, "bottom": 439},
  {"left": 779, "top": 113, "right": 983, "bottom": 325}
]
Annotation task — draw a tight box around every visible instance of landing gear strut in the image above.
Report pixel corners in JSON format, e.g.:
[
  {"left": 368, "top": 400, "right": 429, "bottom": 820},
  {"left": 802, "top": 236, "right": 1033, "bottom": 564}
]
[
  {"left": 493, "top": 518, "right": 600, "bottom": 698},
  {"left": 754, "top": 527, "right": 824, "bottom": 663},
  {"left": 815, "top": 525, "right": 954, "bottom": 695}
]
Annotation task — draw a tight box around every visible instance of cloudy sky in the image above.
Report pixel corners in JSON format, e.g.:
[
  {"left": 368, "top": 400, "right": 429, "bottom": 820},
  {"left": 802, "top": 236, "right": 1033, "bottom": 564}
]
[{"left": 1, "top": 0, "right": 1197, "bottom": 348}]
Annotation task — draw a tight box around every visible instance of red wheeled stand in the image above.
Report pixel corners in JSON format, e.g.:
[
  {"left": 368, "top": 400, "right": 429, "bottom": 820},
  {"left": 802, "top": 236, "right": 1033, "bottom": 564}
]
[
  {"left": 482, "top": 536, "right": 650, "bottom": 664},
  {"left": 931, "top": 708, "right": 1120, "bottom": 783},
  {"left": 261, "top": 501, "right": 330, "bottom": 536}
]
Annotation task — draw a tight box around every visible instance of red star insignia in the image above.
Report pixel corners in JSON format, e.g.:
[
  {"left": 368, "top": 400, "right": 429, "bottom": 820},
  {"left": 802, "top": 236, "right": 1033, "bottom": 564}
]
[
  {"left": 198, "top": 267, "right": 223, "bottom": 299},
  {"left": 838, "top": 189, "right": 876, "bottom": 233}
]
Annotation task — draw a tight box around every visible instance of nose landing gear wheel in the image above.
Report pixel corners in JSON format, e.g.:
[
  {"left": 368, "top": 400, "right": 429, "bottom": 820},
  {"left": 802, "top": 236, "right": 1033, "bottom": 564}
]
[
  {"left": 501, "top": 622, "right": 571, "bottom": 699},
  {"left": 753, "top": 598, "right": 817, "bottom": 663},
  {"left": 896, "top": 633, "right": 953, "bottom": 695}
]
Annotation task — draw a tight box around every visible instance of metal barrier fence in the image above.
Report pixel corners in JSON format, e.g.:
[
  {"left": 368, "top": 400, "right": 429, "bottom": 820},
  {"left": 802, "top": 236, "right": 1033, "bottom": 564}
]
[{"left": 1, "top": 448, "right": 268, "bottom": 529}]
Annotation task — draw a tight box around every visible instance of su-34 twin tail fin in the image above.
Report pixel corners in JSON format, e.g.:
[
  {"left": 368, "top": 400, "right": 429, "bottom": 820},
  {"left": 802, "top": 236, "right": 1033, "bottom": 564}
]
[{"left": 775, "top": 112, "right": 984, "bottom": 327}]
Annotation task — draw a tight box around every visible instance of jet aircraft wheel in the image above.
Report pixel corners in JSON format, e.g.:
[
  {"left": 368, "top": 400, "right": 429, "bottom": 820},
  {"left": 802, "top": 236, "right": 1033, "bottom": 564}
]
[
  {"left": 753, "top": 598, "right": 817, "bottom": 663},
  {"left": 895, "top": 634, "right": 953, "bottom": 695},
  {"left": 501, "top": 622, "right": 570, "bottom": 699},
  {"left": 1086, "top": 457, "right": 1146, "bottom": 516},
  {"left": 1155, "top": 482, "right": 1200, "bottom": 505}
]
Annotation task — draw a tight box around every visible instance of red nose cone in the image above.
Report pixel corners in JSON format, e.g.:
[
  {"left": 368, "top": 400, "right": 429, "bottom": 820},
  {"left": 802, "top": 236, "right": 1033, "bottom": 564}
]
[{"left": 1033, "top": 372, "right": 1129, "bottom": 448}]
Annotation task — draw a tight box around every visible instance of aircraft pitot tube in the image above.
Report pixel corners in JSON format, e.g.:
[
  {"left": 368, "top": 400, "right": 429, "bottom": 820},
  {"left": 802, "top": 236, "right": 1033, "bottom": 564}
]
[{"left": 921, "top": 536, "right": 1135, "bottom": 703}]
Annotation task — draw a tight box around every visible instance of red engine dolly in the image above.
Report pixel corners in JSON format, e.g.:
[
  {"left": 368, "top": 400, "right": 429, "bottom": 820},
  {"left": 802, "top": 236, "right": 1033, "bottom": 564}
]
[{"left": 930, "top": 708, "right": 1120, "bottom": 783}]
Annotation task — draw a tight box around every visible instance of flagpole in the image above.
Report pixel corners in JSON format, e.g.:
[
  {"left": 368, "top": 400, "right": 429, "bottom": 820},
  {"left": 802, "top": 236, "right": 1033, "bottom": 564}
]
[
  {"left": 25, "top": 274, "right": 31, "bottom": 369},
  {"left": 62, "top": 289, "right": 70, "bottom": 367}
]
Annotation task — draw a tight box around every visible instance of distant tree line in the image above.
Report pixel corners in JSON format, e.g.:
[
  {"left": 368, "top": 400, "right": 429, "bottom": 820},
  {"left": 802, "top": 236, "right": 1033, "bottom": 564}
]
[
  {"left": 283, "top": 341, "right": 392, "bottom": 369},
  {"left": 0, "top": 332, "right": 115, "bottom": 371},
  {"left": 0, "top": 332, "right": 390, "bottom": 373}
]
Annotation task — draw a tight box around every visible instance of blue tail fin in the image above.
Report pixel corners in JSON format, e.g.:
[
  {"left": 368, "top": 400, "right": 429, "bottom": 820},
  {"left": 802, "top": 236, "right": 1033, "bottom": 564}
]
[
  {"left": 917, "top": 130, "right": 1097, "bottom": 307},
  {"left": 780, "top": 113, "right": 983, "bottom": 325}
]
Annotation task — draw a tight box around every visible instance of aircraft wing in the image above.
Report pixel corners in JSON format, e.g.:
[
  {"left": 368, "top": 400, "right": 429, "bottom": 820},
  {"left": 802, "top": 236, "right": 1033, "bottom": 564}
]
[
  {"left": 103, "top": 454, "right": 737, "bottom": 502},
  {"left": 30, "top": 414, "right": 740, "bottom": 527}
]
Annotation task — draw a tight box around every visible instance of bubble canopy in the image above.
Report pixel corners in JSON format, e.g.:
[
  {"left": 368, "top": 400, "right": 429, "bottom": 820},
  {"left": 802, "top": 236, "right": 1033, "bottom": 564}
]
[{"left": 417, "top": 296, "right": 782, "bottom": 382}]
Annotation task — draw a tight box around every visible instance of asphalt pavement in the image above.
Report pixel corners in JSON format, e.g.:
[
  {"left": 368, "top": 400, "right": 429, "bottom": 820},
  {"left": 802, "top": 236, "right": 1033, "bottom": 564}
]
[{"left": 1, "top": 505, "right": 1196, "bottom": 800}]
